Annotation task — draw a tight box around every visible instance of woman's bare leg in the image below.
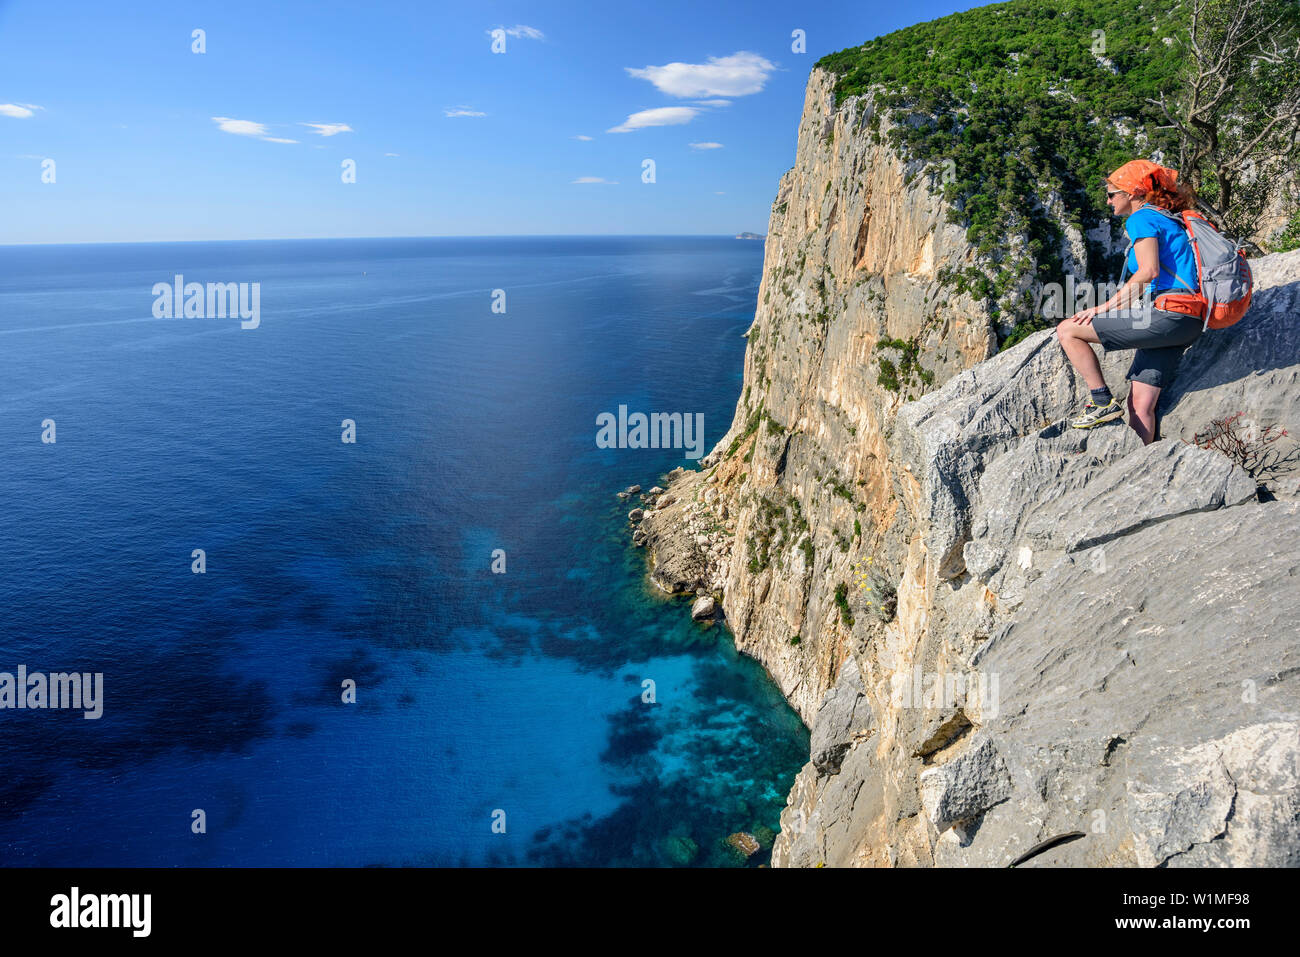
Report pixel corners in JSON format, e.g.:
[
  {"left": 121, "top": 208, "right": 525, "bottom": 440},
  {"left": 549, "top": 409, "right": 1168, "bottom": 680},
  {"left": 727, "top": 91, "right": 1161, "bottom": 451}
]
[
  {"left": 1127, "top": 381, "right": 1160, "bottom": 445},
  {"left": 1055, "top": 320, "right": 1108, "bottom": 392}
]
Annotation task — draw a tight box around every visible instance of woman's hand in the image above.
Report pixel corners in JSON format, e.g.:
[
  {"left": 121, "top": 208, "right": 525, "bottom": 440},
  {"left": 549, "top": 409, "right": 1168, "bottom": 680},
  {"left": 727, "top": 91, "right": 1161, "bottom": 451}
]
[{"left": 1069, "top": 305, "right": 1101, "bottom": 324}]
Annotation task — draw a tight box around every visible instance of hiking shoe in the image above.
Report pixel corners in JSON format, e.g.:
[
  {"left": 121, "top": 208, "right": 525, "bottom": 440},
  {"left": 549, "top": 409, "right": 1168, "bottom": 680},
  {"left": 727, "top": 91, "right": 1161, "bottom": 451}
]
[{"left": 1069, "top": 396, "right": 1124, "bottom": 429}]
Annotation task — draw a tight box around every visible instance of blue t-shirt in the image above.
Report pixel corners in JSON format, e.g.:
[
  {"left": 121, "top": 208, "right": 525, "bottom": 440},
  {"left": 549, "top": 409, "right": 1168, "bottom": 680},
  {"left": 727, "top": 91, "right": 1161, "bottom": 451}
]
[{"left": 1125, "top": 205, "right": 1200, "bottom": 293}]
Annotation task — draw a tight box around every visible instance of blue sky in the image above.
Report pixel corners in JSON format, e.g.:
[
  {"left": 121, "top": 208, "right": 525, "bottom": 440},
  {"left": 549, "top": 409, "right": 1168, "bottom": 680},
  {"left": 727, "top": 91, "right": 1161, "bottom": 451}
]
[{"left": 0, "top": 0, "right": 986, "bottom": 243}]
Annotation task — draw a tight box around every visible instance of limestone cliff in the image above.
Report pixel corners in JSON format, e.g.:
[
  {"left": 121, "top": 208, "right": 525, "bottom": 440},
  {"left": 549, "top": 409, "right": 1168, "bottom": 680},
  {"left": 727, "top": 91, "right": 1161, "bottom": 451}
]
[
  {"left": 630, "top": 65, "right": 1300, "bottom": 867},
  {"left": 639, "top": 68, "right": 1001, "bottom": 720}
]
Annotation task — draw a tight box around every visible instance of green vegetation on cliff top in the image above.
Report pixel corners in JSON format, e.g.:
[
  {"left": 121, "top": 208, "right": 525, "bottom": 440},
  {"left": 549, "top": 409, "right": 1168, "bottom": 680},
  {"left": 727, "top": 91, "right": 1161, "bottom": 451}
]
[{"left": 816, "top": 0, "right": 1188, "bottom": 347}]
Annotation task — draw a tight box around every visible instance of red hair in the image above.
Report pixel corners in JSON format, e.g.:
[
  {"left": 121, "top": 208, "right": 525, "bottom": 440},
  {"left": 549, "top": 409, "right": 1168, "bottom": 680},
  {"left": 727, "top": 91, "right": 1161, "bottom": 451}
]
[{"left": 1138, "top": 179, "right": 1198, "bottom": 213}]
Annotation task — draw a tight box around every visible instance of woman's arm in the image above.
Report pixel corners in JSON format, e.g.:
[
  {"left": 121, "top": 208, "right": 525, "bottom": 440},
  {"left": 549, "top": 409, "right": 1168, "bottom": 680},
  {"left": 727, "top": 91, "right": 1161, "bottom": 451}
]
[{"left": 1069, "top": 237, "right": 1160, "bottom": 323}]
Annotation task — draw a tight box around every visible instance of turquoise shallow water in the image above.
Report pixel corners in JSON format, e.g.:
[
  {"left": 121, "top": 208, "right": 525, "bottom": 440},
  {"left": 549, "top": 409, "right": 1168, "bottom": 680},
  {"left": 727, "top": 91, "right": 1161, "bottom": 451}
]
[{"left": 0, "top": 235, "right": 808, "bottom": 866}]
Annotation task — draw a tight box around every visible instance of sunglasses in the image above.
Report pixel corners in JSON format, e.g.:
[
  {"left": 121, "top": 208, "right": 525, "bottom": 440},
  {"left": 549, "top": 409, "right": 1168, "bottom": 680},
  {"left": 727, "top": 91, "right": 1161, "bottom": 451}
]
[{"left": 1105, "top": 187, "right": 1126, "bottom": 198}]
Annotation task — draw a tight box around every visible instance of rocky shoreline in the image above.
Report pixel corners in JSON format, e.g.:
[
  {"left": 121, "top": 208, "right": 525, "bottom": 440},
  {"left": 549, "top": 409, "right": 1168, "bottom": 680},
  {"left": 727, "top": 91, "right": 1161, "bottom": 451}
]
[{"left": 621, "top": 451, "right": 740, "bottom": 620}]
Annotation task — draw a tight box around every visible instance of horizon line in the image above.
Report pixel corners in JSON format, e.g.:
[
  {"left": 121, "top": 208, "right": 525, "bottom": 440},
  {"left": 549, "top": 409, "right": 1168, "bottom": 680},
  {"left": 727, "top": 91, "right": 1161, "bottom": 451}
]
[{"left": 0, "top": 232, "right": 769, "bottom": 249}]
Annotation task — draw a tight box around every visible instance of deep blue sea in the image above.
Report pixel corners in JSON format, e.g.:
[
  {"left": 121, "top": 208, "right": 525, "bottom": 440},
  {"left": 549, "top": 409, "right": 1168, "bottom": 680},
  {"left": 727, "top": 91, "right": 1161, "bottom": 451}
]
[{"left": 0, "top": 236, "right": 807, "bottom": 867}]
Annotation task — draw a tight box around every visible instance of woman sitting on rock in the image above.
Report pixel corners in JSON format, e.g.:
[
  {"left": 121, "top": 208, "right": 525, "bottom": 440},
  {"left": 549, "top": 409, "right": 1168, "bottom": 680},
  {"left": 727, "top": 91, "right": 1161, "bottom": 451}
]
[{"left": 1056, "top": 159, "right": 1204, "bottom": 444}]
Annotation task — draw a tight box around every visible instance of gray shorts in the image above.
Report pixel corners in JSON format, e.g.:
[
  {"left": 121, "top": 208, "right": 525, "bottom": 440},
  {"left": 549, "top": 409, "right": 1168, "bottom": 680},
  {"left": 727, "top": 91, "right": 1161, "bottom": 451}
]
[{"left": 1090, "top": 304, "right": 1204, "bottom": 389}]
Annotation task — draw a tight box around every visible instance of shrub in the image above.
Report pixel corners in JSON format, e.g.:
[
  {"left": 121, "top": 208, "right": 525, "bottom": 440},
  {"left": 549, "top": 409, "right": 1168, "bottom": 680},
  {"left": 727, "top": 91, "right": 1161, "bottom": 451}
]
[
  {"left": 877, "top": 357, "right": 900, "bottom": 392},
  {"left": 850, "top": 555, "right": 898, "bottom": 622},
  {"left": 875, "top": 336, "right": 933, "bottom": 395},
  {"left": 834, "top": 582, "right": 855, "bottom": 626},
  {"left": 1187, "top": 412, "right": 1297, "bottom": 492}
]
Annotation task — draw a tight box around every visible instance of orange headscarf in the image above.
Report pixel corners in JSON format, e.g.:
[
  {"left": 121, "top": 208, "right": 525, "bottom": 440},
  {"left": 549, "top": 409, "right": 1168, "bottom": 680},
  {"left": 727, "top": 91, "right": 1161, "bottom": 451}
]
[{"left": 1107, "top": 159, "right": 1179, "bottom": 196}]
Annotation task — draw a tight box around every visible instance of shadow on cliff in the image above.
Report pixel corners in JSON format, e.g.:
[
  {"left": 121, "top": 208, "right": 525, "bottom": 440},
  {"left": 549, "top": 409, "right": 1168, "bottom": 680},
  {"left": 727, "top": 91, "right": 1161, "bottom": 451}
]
[{"left": 1158, "top": 270, "right": 1300, "bottom": 413}]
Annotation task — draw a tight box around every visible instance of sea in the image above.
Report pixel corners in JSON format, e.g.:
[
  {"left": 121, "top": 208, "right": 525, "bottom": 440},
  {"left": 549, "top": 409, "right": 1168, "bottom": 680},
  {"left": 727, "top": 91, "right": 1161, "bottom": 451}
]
[{"left": 0, "top": 235, "right": 808, "bottom": 867}]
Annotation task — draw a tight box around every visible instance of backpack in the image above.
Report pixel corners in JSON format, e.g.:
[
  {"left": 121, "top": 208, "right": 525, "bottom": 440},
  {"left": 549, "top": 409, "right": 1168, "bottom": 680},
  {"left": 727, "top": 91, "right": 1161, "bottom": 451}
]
[{"left": 1121, "top": 206, "right": 1254, "bottom": 331}]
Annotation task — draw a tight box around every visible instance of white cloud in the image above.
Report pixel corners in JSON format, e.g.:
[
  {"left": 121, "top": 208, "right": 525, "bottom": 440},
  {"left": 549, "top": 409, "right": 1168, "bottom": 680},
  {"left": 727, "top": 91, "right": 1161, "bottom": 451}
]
[
  {"left": 300, "top": 122, "right": 353, "bottom": 136},
  {"left": 607, "top": 106, "right": 700, "bottom": 133},
  {"left": 212, "top": 116, "right": 269, "bottom": 137},
  {"left": 1, "top": 103, "right": 42, "bottom": 118},
  {"left": 385, "top": 152, "right": 399, "bottom": 157},
  {"left": 486, "top": 24, "right": 545, "bottom": 40},
  {"left": 573, "top": 134, "right": 593, "bottom": 141},
  {"left": 212, "top": 117, "right": 298, "bottom": 143},
  {"left": 445, "top": 106, "right": 486, "bottom": 117},
  {"left": 626, "top": 52, "right": 777, "bottom": 98},
  {"left": 573, "top": 176, "right": 618, "bottom": 184},
  {"left": 689, "top": 141, "right": 724, "bottom": 150}
]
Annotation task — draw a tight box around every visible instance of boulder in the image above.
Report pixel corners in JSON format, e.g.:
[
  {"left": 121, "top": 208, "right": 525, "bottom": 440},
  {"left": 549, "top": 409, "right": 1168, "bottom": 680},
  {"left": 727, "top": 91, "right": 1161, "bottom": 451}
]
[
  {"left": 918, "top": 734, "right": 1014, "bottom": 833},
  {"left": 690, "top": 596, "right": 716, "bottom": 620},
  {"left": 726, "top": 832, "right": 761, "bottom": 858}
]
